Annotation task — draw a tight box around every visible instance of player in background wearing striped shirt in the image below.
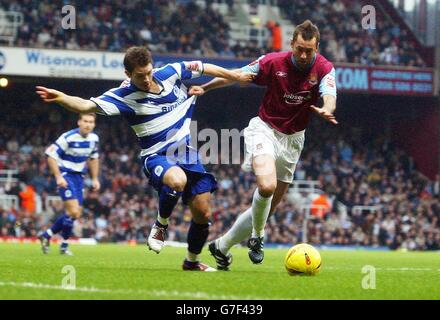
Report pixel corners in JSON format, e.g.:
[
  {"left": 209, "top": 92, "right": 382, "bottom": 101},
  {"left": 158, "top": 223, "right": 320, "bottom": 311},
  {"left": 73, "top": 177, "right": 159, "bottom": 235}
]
[
  {"left": 36, "top": 47, "right": 254, "bottom": 271},
  {"left": 39, "top": 113, "right": 100, "bottom": 255}
]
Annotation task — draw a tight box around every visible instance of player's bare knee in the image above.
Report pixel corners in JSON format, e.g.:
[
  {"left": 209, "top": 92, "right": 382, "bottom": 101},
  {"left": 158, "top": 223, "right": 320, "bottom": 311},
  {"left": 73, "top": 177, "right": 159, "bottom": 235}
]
[
  {"left": 193, "top": 210, "right": 210, "bottom": 224},
  {"left": 202, "top": 209, "right": 211, "bottom": 221},
  {"left": 169, "top": 176, "right": 187, "bottom": 192},
  {"left": 258, "top": 181, "right": 277, "bottom": 197},
  {"left": 164, "top": 169, "right": 187, "bottom": 192},
  {"left": 194, "top": 202, "right": 211, "bottom": 221},
  {"left": 67, "top": 208, "right": 81, "bottom": 219}
]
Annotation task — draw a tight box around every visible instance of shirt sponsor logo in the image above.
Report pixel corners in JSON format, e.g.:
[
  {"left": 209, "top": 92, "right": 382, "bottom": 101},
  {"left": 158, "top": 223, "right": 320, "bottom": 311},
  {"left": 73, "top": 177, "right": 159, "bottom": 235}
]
[
  {"left": 276, "top": 71, "right": 288, "bottom": 77},
  {"left": 161, "top": 96, "right": 186, "bottom": 112},
  {"left": 283, "top": 91, "right": 312, "bottom": 105}
]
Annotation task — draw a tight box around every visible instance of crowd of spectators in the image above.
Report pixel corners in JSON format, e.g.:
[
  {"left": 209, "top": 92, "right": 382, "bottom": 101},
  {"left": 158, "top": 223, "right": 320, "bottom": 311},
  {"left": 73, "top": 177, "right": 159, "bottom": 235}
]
[
  {"left": 277, "top": 0, "right": 426, "bottom": 67},
  {"left": 1, "top": 0, "right": 428, "bottom": 67},
  {"left": 2, "top": 0, "right": 266, "bottom": 59},
  {"left": 1, "top": 102, "right": 439, "bottom": 251}
]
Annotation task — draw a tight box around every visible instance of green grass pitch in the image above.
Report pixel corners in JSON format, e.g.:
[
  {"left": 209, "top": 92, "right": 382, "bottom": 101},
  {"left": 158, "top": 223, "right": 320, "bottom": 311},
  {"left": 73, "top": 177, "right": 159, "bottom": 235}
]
[{"left": 0, "top": 243, "right": 439, "bottom": 300}]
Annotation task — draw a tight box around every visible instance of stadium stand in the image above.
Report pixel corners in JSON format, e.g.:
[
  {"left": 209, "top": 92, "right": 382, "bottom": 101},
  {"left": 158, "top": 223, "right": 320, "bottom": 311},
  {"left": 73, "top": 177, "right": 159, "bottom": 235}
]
[
  {"left": 278, "top": 0, "right": 427, "bottom": 67},
  {"left": 0, "top": 0, "right": 429, "bottom": 66}
]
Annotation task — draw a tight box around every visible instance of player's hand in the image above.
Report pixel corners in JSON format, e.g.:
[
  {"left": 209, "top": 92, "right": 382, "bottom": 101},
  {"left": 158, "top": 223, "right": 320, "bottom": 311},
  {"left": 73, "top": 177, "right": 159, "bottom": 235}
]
[
  {"left": 310, "top": 105, "right": 338, "bottom": 125},
  {"left": 188, "top": 86, "right": 205, "bottom": 96},
  {"left": 36, "top": 86, "right": 65, "bottom": 103},
  {"left": 237, "top": 72, "right": 257, "bottom": 83},
  {"left": 92, "top": 179, "right": 101, "bottom": 192},
  {"left": 56, "top": 176, "right": 68, "bottom": 189}
]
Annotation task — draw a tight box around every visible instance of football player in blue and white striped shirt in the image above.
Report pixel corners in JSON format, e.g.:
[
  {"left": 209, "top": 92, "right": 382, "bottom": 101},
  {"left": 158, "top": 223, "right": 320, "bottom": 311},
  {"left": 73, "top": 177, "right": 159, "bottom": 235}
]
[
  {"left": 39, "top": 113, "right": 100, "bottom": 256},
  {"left": 36, "top": 47, "right": 255, "bottom": 271}
]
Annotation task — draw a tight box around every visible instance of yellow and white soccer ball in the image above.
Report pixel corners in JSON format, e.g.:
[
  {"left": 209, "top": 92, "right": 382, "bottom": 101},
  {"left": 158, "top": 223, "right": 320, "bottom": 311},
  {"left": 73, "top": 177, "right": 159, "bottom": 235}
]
[{"left": 284, "top": 243, "right": 322, "bottom": 276}]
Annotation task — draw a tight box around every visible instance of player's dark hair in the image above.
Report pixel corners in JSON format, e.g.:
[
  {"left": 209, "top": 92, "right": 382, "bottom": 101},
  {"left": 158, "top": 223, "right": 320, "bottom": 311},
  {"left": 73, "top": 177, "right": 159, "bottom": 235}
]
[
  {"left": 79, "top": 113, "right": 97, "bottom": 120},
  {"left": 292, "top": 20, "right": 320, "bottom": 47},
  {"left": 124, "top": 47, "right": 153, "bottom": 73}
]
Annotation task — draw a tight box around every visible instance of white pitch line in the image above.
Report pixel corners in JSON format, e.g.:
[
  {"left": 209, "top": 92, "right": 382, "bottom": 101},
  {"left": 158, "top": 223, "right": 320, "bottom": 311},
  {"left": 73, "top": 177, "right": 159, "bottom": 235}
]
[
  {"left": 384, "top": 268, "right": 433, "bottom": 271},
  {"left": 324, "top": 267, "right": 435, "bottom": 271},
  {"left": 0, "top": 281, "right": 282, "bottom": 300}
]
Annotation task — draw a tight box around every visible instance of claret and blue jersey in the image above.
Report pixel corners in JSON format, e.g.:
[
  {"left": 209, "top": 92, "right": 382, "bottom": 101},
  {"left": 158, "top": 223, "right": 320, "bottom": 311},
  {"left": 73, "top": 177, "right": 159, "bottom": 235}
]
[{"left": 241, "top": 52, "right": 337, "bottom": 134}]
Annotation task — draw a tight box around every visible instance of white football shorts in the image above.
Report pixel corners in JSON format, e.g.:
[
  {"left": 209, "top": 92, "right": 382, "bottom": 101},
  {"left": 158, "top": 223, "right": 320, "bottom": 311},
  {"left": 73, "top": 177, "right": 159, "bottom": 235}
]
[{"left": 242, "top": 116, "right": 305, "bottom": 183}]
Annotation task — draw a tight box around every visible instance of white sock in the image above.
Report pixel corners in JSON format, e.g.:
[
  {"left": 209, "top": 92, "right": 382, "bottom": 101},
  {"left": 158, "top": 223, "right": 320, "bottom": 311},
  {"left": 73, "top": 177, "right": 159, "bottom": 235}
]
[
  {"left": 157, "top": 213, "right": 169, "bottom": 226},
  {"left": 46, "top": 229, "right": 53, "bottom": 237},
  {"left": 186, "top": 251, "right": 199, "bottom": 262},
  {"left": 218, "top": 208, "right": 253, "bottom": 254},
  {"left": 251, "top": 188, "right": 273, "bottom": 238}
]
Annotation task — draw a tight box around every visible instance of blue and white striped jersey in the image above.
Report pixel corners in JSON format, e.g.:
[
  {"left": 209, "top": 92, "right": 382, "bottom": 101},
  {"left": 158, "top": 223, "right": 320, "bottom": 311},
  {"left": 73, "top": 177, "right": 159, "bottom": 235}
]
[
  {"left": 45, "top": 128, "right": 99, "bottom": 173},
  {"left": 90, "top": 61, "right": 204, "bottom": 157}
]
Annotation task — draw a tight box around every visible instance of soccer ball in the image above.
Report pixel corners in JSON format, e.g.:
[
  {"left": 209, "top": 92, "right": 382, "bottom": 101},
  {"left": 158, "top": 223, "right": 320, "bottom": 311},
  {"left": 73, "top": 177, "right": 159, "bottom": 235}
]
[{"left": 284, "top": 243, "right": 322, "bottom": 276}]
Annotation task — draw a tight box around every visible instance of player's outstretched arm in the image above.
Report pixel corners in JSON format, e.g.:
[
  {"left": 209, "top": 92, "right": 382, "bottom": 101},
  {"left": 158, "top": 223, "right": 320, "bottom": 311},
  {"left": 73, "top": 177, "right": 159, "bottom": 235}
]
[
  {"left": 310, "top": 95, "right": 338, "bottom": 125},
  {"left": 199, "top": 68, "right": 246, "bottom": 94},
  {"left": 322, "top": 94, "right": 336, "bottom": 115},
  {"left": 36, "top": 86, "right": 98, "bottom": 114},
  {"left": 203, "top": 64, "right": 255, "bottom": 83}
]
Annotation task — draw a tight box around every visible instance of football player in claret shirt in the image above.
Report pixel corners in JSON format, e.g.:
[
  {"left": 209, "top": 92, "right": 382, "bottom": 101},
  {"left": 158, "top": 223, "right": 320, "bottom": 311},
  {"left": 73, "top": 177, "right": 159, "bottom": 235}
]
[{"left": 198, "top": 20, "right": 338, "bottom": 270}]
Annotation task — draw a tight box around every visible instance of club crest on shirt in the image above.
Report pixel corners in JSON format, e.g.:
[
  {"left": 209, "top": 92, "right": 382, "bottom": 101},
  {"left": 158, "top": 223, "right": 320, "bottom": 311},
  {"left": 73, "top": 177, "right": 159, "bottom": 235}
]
[
  {"left": 173, "top": 85, "right": 180, "bottom": 96},
  {"left": 308, "top": 73, "right": 318, "bottom": 85}
]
